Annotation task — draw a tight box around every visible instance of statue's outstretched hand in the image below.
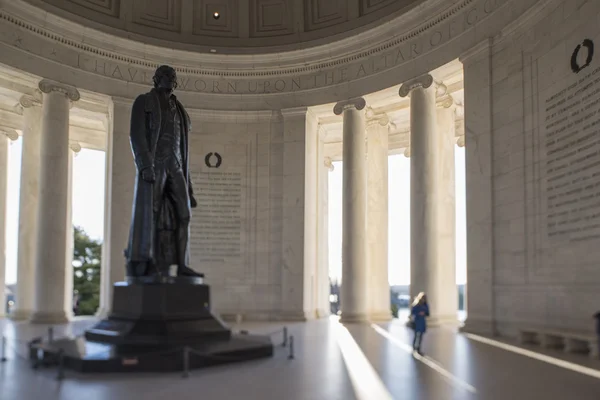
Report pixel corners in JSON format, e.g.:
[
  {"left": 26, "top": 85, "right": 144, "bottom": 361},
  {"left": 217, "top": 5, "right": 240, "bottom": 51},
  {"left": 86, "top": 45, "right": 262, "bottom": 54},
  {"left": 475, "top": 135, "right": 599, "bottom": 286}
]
[
  {"left": 141, "top": 167, "right": 155, "bottom": 182},
  {"left": 190, "top": 195, "right": 198, "bottom": 208}
]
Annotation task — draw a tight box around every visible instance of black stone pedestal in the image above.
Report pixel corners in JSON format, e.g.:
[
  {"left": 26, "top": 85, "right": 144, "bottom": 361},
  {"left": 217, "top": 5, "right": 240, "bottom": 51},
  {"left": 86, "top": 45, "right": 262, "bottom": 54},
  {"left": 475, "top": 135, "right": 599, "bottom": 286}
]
[{"left": 33, "top": 280, "right": 274, "bottom": 373}]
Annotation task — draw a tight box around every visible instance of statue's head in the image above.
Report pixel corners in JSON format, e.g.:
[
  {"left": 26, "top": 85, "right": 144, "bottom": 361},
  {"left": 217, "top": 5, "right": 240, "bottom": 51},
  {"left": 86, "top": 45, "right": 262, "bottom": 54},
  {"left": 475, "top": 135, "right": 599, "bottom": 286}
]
[{"left": 153, "top": 65, "right": 178, "bottom": 91}]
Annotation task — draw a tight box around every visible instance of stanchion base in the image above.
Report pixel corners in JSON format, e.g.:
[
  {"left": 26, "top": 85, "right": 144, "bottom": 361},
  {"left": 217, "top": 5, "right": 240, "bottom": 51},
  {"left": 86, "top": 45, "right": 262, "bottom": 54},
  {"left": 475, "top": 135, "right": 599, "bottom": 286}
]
[{"left": 31, "top": 333, "right": 274, "bottom": 373}]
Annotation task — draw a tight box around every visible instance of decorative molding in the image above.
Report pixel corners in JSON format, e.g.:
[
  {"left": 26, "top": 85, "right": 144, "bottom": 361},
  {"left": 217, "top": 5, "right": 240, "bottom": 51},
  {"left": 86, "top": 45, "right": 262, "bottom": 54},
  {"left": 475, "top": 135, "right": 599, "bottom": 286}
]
[
  {"left": 333, "top": 97, "right": 366, "bottom": 115},
  {"left": 456, "top": 135, "right": 465, "bottom": 147},
  {"left": 38, "top": 80, "right": 81, "bottom": 101},
  {"left": 398, "top": 73, "right": 433, "bottom": 97},
  {"left": 403, "top": 147, "right": 410, "bottom": 158},
  {"left": 0, "top": 0, "right": 488, "bottom": 78},
  {"left": 280, "top": 106, "right": 309, "bottom": 118}
]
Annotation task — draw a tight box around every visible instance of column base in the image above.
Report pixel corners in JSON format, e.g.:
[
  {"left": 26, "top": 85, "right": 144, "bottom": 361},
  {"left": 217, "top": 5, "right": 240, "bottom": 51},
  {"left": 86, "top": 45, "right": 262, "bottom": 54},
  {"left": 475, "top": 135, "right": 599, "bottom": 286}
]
[
  {"left": 459, "top": 317, "right": 496, "bottom": 336},
  {"left": 403, "top": 314, "right": 460, "bottom": 328},
  {"left": 10, "top": 309, "right": 33, "bottom": 321},
  {"left": 340, "top": 312, "right": 369, "bottom": 323},
  {"left": 368, "top": 311, "right": 393, "bottom": 322},
  {"left": 314, "top": 308, "right": 330, "bottom": 319},
  {"left": 95, "top": 307, "right": 110, "bottom": 319},
  {"left": 30, "top": 311, "right": 70, "bottom": 325}
]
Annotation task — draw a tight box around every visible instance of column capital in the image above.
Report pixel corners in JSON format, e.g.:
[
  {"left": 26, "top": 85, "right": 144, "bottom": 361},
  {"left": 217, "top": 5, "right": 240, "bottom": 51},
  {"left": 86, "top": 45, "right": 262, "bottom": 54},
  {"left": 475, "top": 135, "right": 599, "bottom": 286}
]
[
  {"left": 324, "top": 156, "right": 334, "bottom": 171},
  {"left": 399, "top": 74, "right": 434, "bottom": 97},
  {"left": 69, "top": 141, "right": 82, "bottom": 154},
  {"left": 38, "top": 79, "right": 80, "bottom": 102},
  {"left": 365, "top": 107, "right": 390, "bottom": 127},
  {"left": 456, "top": 135, "right": 465, "bottom": 147},
  {"left": 19, "top": 91, "right": 42, "bottom": 108},
  {"left": 0, "top": 128, "right": 18, "bottom": 141},
  {"left": 333, "top": 97, "right": 366, "bottom": 115},
  {"left": 436, "top": 94, "right": 455, "bottom": 109}
]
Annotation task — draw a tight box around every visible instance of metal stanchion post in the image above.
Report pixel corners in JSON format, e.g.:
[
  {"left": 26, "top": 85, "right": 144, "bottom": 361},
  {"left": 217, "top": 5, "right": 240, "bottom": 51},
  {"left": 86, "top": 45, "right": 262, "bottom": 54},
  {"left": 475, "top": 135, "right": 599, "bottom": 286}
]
[
  {"left": 29, "top": 338, "right": 42, "bottom": 369},
  {"left": 56, "top": 350, "right": 65, "bottom": 380},
  {"left": 282, "top": 326, "right": 288, "bottom": 347},
  {"left": 47, "top": 327, "right": 54, "bottom": 343},
  {"left": 1, "top": 336, "right": 6, "bottom": 362},
  {"left": 182, "top": 347, "right": 190, "bottom": 378},
  {"left": 288, "top": 335, "right": 295, "bottom": 360}
]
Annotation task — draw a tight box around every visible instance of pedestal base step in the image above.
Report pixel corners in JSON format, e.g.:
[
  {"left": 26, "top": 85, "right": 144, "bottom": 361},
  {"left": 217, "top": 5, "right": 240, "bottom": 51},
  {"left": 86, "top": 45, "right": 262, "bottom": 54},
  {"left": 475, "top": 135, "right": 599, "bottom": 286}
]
[{"left": 32, "top": 333, "right": 274, "bottom": 373}]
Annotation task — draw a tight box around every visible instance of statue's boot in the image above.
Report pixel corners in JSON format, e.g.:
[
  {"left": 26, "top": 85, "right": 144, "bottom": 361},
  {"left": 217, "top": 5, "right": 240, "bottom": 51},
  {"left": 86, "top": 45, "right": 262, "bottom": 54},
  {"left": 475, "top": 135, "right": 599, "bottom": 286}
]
[
  {"left": 176, "top": 218, "right": 204, "bottom": 278},
  {"left": 178, "top": 265, "right": 205, "bottom": 277}
]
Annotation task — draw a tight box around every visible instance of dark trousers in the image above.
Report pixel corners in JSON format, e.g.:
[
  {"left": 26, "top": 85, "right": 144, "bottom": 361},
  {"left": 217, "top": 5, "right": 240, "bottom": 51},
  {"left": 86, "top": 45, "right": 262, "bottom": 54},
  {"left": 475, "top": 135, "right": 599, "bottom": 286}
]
[
  {"left": 153, "top": 158, "right": 191, "bottom": 268},
  {"left": 413, "top": 331, "right": 424, "bottom": 350}
]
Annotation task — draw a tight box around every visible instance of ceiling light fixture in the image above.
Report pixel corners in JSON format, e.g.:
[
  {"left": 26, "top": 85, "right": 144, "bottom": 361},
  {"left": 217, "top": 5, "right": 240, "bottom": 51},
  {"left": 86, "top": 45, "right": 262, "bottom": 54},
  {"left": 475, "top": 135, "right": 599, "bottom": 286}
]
[{"left": 213, "top": 12, "right": 220, "bottom": 20}]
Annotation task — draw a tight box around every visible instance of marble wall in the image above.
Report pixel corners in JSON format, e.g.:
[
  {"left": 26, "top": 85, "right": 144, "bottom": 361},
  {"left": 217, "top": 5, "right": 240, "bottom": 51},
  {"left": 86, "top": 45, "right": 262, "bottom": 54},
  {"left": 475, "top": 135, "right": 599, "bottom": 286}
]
[
  {"left": 183, "top": 109, "right": 324, "bottom": 320},
  {"left": 464, "top": 0, "right": 600, "bottom": 335}
]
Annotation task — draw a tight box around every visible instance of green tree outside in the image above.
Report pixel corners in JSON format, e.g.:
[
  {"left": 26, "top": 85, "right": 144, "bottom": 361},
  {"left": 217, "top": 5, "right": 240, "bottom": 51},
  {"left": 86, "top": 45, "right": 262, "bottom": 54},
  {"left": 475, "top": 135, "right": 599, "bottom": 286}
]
[{"left": 72, "top": 226, "right": 102, "bottom": 316}]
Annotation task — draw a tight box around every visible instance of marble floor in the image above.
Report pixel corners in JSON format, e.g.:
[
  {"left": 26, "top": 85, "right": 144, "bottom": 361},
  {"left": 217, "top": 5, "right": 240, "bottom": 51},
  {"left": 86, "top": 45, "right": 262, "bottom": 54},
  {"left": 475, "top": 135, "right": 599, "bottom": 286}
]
[{"left": 0, "top": 316, "right": 599, "bottom": 400}]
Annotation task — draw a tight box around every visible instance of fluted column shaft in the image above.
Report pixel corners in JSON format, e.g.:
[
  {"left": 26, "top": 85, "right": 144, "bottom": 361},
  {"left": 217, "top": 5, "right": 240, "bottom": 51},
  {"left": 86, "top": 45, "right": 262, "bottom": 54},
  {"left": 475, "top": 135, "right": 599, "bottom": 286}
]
[
  {"left": 12, "top": 97, "right": 42, "bottom": 320},
  {"left": 0, "top": 130, "right": 17, "bottom": 317},
  {"left": 31, "top": 80, "right": 79, "bottom": 324},
  {"left": 366, "top": 113, "right": 391, "bottom": 320},
  {"left": 97, "top": 100, "right": 133, "bottom": 317},
  {"left": 435, "top": 103, "right": 458, "bottom": 320},
  {"left": 64, "top": 144, "right": 80, "bottom": 318},
  {"left": 400, "top": 74, "right": 457, "bottom": 325},
  {"left": 334, "top": 98, "right": 368, "bottom": 322}
]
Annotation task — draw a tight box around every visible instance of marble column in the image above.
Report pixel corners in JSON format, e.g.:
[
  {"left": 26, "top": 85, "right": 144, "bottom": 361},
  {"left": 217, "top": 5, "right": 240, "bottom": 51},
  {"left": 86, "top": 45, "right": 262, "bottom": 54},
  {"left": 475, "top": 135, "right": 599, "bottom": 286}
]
[
  {"left": 30, "top": 80, "right": 79, "bottom": 324},
  {"left": 435, "top": 94, "right": 458, "bottom": 322},
  {"left": 0, "top": 129, "right": 18, "bottom": 317},
  {"left": 399, "top": 74, "right": 457, "bottom": 325},
  {"left": 64, "top": 142, "right": 81, "bottom": 318},
  {"left": 97, "top": 98, "right": 133, "bottom": 317},
  {"left": 315, "top": 122, "right": 332, "bottom": 318},
  {"left": 278, "top": 107, "right": 318, "bottom": 320},
  {"left": 11, "top": 94, "right": 42, "bottom": 320},
  {"left": 366, "top": 109, "right": 391, "bottom": 321},
  {"left": 334, "top": 97, "right": 368, "bottom": 323}
]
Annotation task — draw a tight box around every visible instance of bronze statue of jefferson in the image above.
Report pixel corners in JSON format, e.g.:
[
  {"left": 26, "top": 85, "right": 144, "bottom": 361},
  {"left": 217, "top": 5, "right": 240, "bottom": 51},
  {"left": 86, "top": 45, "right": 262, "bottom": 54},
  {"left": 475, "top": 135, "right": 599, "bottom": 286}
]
[{"left": 125, "top": 65, "right": 201, "bottom": 278}]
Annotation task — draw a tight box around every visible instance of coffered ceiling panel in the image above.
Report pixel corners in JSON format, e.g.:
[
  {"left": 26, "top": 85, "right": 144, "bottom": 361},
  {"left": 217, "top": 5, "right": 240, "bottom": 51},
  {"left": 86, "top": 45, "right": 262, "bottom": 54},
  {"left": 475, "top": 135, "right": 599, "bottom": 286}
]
[
  {"left": 304, "top": 0, "right": 347, "bottom": 32},
  {"left": 193, "top": 0, "right": 238, "bottom": 37},
  {"left": 43, "top": 0, "right": 121, "bottom": 17},
  {"left": 132, "top": 0, "right": 182, "bottom": 32},
  {"left": 249, "top": 0, "right": 294, "bottom": 37},
  {"left": 360, "top": 0, "right": 398, "bottom": 16},
  {"left": 28, "top": 0, "right": 425, "bottom": 51}
]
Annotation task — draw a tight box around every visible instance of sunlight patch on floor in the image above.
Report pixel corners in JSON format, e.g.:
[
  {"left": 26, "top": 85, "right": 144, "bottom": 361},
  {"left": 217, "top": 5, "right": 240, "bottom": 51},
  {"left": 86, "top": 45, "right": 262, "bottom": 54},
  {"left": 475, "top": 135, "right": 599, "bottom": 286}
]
[
  {"left": 464, "top": 333, "right": 600, "bottom": 380},
  {"left": 371, "top": 323, "right": 477, "bottom": 394},
  {"left": 334, "top": 321, "right": 393, "bottom": 400}
]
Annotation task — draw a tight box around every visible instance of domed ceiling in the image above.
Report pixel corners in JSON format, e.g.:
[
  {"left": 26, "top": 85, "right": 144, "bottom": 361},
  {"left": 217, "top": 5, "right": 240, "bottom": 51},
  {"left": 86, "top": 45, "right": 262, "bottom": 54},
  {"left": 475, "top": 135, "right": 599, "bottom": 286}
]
[{"left": 24, "top": 0, "right": 424, "bottom": 52}]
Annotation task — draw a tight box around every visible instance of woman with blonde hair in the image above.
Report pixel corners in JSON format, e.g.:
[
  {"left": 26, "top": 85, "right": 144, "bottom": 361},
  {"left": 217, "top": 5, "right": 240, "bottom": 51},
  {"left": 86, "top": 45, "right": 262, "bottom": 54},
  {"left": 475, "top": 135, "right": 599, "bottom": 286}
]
[{"left": 410, "top": 292, "right": 429, "bottom": 354}]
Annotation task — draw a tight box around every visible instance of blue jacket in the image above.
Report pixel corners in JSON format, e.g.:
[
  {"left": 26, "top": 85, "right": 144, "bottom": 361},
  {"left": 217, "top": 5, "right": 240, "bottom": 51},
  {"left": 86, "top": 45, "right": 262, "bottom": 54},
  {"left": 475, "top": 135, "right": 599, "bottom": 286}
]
[{"left": 411, "top": 303, "right": 430, "bottom": 333}]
